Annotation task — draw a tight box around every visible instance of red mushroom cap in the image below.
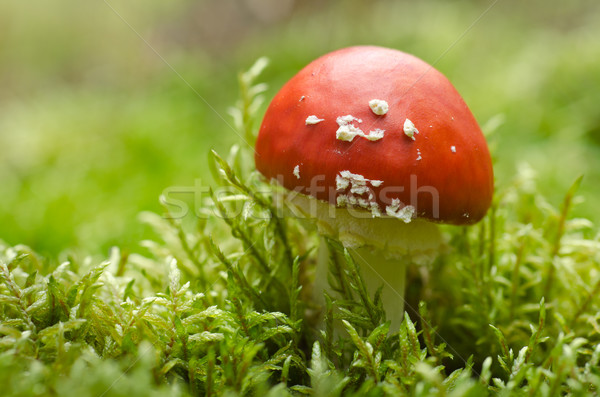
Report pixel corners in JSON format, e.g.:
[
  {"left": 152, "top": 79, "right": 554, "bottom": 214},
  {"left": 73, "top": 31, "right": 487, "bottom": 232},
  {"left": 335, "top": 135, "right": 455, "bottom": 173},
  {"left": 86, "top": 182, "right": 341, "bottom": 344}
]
[{"left": 255, "top": 46, "right": 493, "bottom": 224}]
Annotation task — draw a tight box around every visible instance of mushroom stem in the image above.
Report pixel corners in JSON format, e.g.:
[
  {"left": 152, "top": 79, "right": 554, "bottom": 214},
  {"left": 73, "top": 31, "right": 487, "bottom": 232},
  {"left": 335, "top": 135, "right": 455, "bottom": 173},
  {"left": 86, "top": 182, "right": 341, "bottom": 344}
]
[
  {"left": 314, "top": 238, "right": 407, "bottom": 330},
  {"left": 351, "top": 246, "right": 407, "bottom": 329},
  {"left": 284, "top": 191, "right": 442, "bottom": 331}
]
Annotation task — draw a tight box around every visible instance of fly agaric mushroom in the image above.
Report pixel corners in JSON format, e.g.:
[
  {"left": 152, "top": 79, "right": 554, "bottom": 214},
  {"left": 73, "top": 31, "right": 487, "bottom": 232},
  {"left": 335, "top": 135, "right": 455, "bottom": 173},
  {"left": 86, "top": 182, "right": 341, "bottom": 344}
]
[{"left": 255, "top": 46, "right": 493, "bottom": 329}]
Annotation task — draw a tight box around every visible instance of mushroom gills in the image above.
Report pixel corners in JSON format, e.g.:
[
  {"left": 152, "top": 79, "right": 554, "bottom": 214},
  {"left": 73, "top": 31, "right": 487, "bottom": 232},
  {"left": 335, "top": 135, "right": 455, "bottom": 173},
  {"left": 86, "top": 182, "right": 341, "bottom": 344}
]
[{"left": 287, "top": 192, "right": 442, "bottom": 263}]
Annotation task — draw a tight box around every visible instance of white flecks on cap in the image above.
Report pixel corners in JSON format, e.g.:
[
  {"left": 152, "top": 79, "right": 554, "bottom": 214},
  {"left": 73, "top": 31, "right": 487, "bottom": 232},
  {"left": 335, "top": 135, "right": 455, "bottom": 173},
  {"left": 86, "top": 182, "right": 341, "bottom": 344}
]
[
  {"left": 351, "top": 184, "right": 370, "bottom": 195},
  {"left": 403, "top": 119, "right": 419, "bottom": 140},
  {"left": 336, "top": 194, "right": 349, "bottom": 206},
  {"left": 336, "top": 170, "right": 384, "bottom": 216},
  {"left": 337, "top": 115, "right": 361, "bottom": 124},
  {"left": 357, "top": 198, "right": 369, "bottom": 208},
  {"left": 339, "top": 171, "right": 368, "bottom": 194},
  {"left": 416, "top": 149, "right": 422, "bottom": 161},
  {"left": 337, "top": 171, "right": 383, "bottom": 188},
  {"left": 370, "top": 202, "right": 382, "bottom": 218},
  {"left": 336, "top": 174, "right": 350, "bottom": 190},
  {"left": 336, "top": 115, "right": 363, "bottom": 141},
  {"left": 367, "top": 129, "right": 385, "bottom": 141},
  {"left": 451, "top": 146, "right": 457, "bottom": 153},
  {"left": 368, "top": 99, "right": 389, "bottom": 116},
  {"left": 293, "top": 165, "right": 300, "bottom": 179},
  {"left": 336, "top": 115, "right": 384, "bottom": 142},
  {"left": 305, "top": 115, "right": 324, "bottom": 125},
  {"left": 299, "top": 96, "right": 306, "bottom": 102},
  {"left": 386, "top": 199, "right": 415, "bottom": 223}
]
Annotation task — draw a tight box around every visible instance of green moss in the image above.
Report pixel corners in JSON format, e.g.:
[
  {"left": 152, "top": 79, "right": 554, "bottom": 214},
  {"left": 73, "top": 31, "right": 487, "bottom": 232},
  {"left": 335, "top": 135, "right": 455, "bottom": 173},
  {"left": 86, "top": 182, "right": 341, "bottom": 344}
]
[{"left": 2, "top": 58, "right": 600, "bottom": 396}]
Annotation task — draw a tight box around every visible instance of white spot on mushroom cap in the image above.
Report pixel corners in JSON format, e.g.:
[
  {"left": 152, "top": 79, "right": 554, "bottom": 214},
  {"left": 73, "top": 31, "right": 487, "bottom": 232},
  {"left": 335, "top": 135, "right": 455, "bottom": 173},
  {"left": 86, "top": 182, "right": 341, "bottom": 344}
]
[
  {"left": 336, "top": 170, "right": 368, "bottom": 190},
  {"left": 403, "top": 119, "right": 419, "bottom": 140},
  {"left": 299, "top": 95, "right": 306, "bottom": 102},
  {"left": 336, "top": 116, "right": 363, "bottom": 141},
  {"left": 336, "top": 175, "right": 350, "bottom": 190},
  {"left": 336, "top": 171, "right": 384, "bottom": 217},
  {"left": 336, "top": 195, "right": 348, "bottom": 206},
  {"left": 416, "top": 149, "right": 422, "bottom": 161},
  {"left": 338, "top": 171, "right": 383, "bottom": 191},
  {"left": 357, "top": 198, "right": 369, "bottom": 208},
  {"left": 338, "top": 115, "right": 361, "bottom": 124},
  {"left": 293, "top": 165, "right": 300, "bottom": 179},
  {"left": 351, "top": 185, "right": 370, "bottom": 195},
  {"left": 305, "top": 115, "right": 324, "bottom": 125},
  {"left": 336, "top": 115, "right": 384, "bottom": 142},
  {"left": 368, "top": 99, "right": 389, "bottom": 115},
  {"left": 386, "top": 199, "right": 415, "bottom": 223},
  {"left": 370, "top": 202, "right": 381, "bottom": 217},
  {"left": 335, "top": 125, "right": 364, "bottom": 142},
  {"left": 367, "top": 129, "right": 385, "bottom": 141},
  {"left": 451, "top": 146, "right": 456, "bottom": 153}
]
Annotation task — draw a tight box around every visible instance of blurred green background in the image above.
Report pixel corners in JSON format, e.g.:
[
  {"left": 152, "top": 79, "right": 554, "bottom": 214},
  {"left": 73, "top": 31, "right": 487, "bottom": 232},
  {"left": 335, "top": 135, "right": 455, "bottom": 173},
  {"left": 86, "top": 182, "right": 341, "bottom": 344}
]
[{"left": 1, "top": 0, "right": 599, "bottom": 257}]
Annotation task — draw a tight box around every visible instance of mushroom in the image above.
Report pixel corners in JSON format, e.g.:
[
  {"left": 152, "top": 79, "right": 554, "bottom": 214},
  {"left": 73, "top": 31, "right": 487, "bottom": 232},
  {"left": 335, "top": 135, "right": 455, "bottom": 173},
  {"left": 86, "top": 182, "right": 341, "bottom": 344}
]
[{"left": 254, "top": 46, "right": 493, "bottom": 329}]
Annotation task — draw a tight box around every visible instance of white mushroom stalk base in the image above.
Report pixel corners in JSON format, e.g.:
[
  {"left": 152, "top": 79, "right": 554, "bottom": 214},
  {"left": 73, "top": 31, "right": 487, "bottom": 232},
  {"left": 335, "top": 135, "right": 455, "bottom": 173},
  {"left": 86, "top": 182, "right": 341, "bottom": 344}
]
[
  {"left": 315, "top": 238, "right": 409, "bottom": 330},
  {"left": 284, "top": 192, "right": 443, "bottom": 331}
]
